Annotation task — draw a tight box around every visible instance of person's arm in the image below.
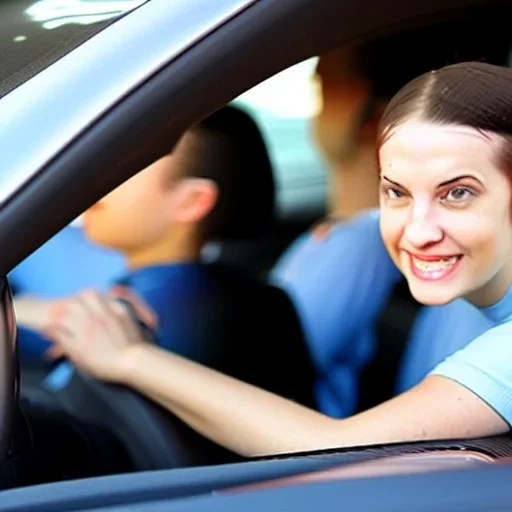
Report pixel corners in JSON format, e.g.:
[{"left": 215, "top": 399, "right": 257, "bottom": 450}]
[
  {"left": 15, "top": 296, "right": 76, "bottom": 360},
  {"left": 47, "top": 290, "right": 507, "bottom": 457},
  {"left": 14, "top": 296, "right": 63, "bottom": 332},
  {"left": 119, "top": 346, "right": 507, "bottom": 456}
]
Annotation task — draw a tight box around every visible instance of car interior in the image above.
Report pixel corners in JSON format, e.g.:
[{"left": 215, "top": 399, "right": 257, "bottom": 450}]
[{"left": 2, "top": 0, "right": 512, "bottom": 509}]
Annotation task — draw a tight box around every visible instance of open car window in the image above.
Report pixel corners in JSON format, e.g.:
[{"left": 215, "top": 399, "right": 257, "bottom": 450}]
[{"left": 233, "top": 58, "right": 327, "bottom": 215}]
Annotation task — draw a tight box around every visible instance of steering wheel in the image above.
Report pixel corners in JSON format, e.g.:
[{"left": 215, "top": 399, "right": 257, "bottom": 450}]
[
  {"left": 46, "top": 368, "right": 239, "bottom": 470},
  {"left": 21, "top": 299, "right": 239, "bottom": 471}
]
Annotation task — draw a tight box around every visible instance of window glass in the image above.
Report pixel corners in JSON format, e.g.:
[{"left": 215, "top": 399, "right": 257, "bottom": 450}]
[{"left": 232, "top": 58, "right": 327, "bottom": 213}]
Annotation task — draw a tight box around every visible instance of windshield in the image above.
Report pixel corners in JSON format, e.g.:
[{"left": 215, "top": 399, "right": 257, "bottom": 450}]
[{"left": 0, "top": 0, "right": 147, "bottom": 99}]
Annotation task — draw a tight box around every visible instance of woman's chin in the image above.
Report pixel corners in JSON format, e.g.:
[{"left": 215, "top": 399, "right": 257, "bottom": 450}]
[{"left": 407, "top": 281, "right": 459, "bottom": 306}]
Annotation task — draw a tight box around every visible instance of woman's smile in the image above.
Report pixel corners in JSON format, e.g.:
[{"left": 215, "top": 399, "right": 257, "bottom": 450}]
[{"left": 406, "top": 251, "right": 463, "bottom": 282}]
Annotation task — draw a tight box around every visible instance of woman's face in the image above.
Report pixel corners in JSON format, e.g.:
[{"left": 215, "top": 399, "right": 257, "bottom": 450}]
[{"left": 379, "top": 120, "right": 512, "bottom": 307}]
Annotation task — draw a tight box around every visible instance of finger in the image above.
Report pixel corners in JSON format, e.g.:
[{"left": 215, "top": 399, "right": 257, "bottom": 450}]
[
  {"left": 109, "top": 286, "right": 158, "bottom": 329},
  {"left": 108, "top": 300, "right": 143, "bottom": 338},
  {"left": 52, "top": 296, "right": 90, "bottom": 331},
  {"left": 76, "top": 289, "right": 112, "bottom": 317},
  {"left": 109, "top": 300, "right": 136, "bottom": 319},
  {"left": 48, "top": 301, "right": 67, "bottom": 325},
  {"left": 44, "top": 345, "right": 65, "bottom": 361},
  {"left": 44, "top": 325, "right": 75, "bottom": 349},
  {"left": 54, "top": 292, "right": 109, "bottom": 338}
]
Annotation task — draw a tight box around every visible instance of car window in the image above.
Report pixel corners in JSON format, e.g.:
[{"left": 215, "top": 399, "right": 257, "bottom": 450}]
[
  {"left": 0, "top": 0, "right": 148, "bottom": 99},
  {"left": 63, "top": 59, "right": 329, "bottom": 232},
  {"left": 233, "top": 58, "right": 328, "bottom": 216}
]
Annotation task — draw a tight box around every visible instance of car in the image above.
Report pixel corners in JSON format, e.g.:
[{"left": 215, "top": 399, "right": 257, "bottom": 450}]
[{"left": 1, "top": 0, "right": 512, "bottom": 510}]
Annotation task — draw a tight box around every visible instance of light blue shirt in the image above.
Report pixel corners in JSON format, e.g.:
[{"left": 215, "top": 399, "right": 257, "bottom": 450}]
[
  {"left": 396, "top": 299, "right": 492, "bottom": 392},
  {"left": 272, "top": 210, "right": 401, "bottom": 416},
  {"left": 272, "top": 209, "right": 487, "bottom": 417},
  {"left": 9, "top": 225, "right": 125, "bottom": 298},
  {"left": 432, "top": 285, "right": 512, "bottom": 426}
]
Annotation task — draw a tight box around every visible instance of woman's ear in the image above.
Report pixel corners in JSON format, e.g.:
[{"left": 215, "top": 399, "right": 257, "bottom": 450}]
[{"left": 172, "top": 178, "right": 218, "bottom": 225}]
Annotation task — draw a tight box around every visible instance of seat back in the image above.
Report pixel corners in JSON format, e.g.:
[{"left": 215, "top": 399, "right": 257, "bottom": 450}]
[
  {"left": 203, "top": 264, "right": 317, "bottom": 408},
  {"left": 357, "top": 279, "right": 421, "bottom": 412}
]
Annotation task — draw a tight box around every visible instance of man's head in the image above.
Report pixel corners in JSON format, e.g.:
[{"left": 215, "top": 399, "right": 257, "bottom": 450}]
[
  {"left": 83, "top": 106, "right": 272, "bottom": 268},
  {"left": 313, "top": 18, "right": 512, "bottom": 168}
]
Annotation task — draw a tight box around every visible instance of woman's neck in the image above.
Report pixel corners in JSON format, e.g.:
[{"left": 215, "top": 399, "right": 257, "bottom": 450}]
[{"left": 465, "top": 265, "right": 512, "bottom": 308}]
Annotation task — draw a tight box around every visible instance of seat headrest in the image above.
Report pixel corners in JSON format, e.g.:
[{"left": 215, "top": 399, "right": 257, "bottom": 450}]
[{"left": 197, "top": 105, "right": 276, "bottom": 240}]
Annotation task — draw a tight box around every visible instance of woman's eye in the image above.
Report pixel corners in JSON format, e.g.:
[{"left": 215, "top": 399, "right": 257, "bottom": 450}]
[
  {"left": 386, "top": 188, "right": 404, "bottom": 200},
  {"left": 443, "top": 187, "right": 476, "bottom": 203}
]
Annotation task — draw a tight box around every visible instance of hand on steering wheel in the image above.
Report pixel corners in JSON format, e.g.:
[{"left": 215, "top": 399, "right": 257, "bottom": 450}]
[{"left": 45, "top": 288, "right": 157, "bottom": 383}]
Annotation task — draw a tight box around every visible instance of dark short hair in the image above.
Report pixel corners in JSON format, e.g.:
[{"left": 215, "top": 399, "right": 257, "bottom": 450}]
[{"left": 175, "top": 105, "right": 274, "bottom": 239}]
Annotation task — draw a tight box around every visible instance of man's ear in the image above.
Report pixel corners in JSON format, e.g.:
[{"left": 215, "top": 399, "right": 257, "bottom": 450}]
[{"left": 172, "top": 178, "right": 218, "bottom": 224}]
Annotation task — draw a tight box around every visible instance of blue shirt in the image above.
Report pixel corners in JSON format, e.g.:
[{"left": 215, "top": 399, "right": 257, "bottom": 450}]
[
  {"left": 432, "top": 285, "right": 512, "bottom": 426},
  {"left": 9, "top": 225, "right": 125, "bottom": 297},
  {"left": 45, "top": 262, "right": 237, "bottom": 390},
  {"left": 117, "top": 263, "right": 228, "bottom": 357},
  {"left": 396, "top": 299, "right": 492, "bottom": 392},
  {"left": 272, "top": 210, "right": 401, "bottom": 417},
  {"left": 272, "top": 209, "right": 486, "bottom": 417},
  {"left": 9, "top": 225, "right": 125, "bottom": 362}
]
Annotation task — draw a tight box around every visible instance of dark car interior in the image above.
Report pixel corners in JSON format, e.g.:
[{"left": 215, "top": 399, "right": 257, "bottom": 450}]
[{"left": 2, "top": 0, "right": 512, "bottom": 509}]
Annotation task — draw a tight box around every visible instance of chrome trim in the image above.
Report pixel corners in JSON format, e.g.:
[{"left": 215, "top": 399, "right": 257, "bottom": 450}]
[{"left": 0, "top": 0, "right": 257, "bottom": 204}]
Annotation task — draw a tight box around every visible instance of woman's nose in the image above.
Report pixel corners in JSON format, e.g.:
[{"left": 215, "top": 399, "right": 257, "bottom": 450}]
[{"left": 404, "top": 214, "right": 444, "bottom": 249}]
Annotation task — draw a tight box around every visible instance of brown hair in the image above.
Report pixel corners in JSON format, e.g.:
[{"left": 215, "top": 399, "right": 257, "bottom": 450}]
[{"left": 377, "top": 62, "right": 512, "bottom": 173}]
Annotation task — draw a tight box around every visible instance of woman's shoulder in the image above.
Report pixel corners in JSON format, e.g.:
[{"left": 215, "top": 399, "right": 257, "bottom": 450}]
[
  {"left": 430, "top": 318, "right": 512, "bottom": 425},
  {"left": 433, "top": 318, "right": 512, "bottom": 369}
]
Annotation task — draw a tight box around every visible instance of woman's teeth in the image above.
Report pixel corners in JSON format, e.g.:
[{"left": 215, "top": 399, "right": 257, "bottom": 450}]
[{"left": 412, "top": 256, "right": 459, "bottom": 271}]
